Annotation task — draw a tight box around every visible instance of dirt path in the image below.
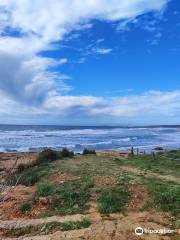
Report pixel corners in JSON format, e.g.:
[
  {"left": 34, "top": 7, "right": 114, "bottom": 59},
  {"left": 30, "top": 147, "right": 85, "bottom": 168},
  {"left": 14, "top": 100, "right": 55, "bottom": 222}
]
[{"left": 121, "top": 165, "right": 180, "bottom": 184}]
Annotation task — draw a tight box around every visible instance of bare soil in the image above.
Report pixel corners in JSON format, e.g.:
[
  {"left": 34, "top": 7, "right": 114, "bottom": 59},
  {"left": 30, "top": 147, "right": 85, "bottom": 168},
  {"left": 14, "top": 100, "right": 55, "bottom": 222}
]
[{"left": 0, "top": 152, "right": 179, "bottom": 240}]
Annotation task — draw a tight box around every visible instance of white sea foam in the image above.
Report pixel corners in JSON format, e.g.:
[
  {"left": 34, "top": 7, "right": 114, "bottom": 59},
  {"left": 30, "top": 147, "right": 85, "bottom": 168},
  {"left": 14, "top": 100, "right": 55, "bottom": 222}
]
[{"left": 0, "top": 126, "right": 179, "bottom": 152}]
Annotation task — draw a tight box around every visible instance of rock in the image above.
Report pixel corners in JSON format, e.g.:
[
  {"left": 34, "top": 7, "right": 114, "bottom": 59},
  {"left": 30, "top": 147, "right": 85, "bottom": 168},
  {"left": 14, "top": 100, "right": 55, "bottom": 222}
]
[
  {"left": 154, "top": 147, "right": 164, "bottom": 151},
  {"left": 39, "top": 197, "right": 49, "bottom": 205}
]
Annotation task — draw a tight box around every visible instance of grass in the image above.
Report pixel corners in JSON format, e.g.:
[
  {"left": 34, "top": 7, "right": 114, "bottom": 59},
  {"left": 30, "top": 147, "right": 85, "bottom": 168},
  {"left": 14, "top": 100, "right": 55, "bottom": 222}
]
[
  {"left": 39, "top": 177, "right": 94, "bottom": 217},
  {"left": 19, "top": 201, "right": 32, "bottom": 214},
  {"left": 11, "top": 148, "right": 75, "bottom": 187},
  {"left": 126, "top": 151, "right": 180, "bottom": 176},
  {"left": 8, "top": 149, "right": 180, "bottom": 222},
  {"left": 1, "top": 218, "right": 90, "bottom": 237},
  {"left": 37, "top": 181, "right": 55, "bottom": 197},
  {"left": 116, "top": 172, "right": 133, "bottom": 185},
  {"left": 57, "top": 155, "right": 124, "bottom": 177},
  {"left": 148, "top": 180, "right": 180, "bottom": 216},
  {"left": 97, "top": 188, "right": 130, "bottom": 214},
  {"left": 11, "top": 163, "right": 51, "bottom": 186}
]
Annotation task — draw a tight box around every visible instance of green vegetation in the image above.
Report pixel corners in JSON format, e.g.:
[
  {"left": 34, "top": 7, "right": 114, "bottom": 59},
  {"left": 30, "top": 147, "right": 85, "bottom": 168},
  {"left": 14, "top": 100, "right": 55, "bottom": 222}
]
[
  {"left": 148, "top": 180, "right": 180, "bottom": 216},
  {"left": 36, "top": 148, "right": 58, "bottom": 163},
  {"left": 37, "top": 182, "right": 55, "bottom": 197},
  {"left": 19, "top": 201, "right": 32, "bottom": 214},
  {"left": 126, "top": 151, "right": 180, "bottom": 176},
  {"left": 97, "top": 188, "right": 130, "bottom": 214},
  {"left": 114, "top": 158, "right": 124, "bottom": 166},
  {"left": 82, "top": 149, "right": 96, "bottom": 155},
  {"left": 154, "top": 146, "right": 164, "bottom": 151},
  {"left": 39, "top": 177, "right": 94, "bottom": 217},
  {"left": 9, "top": 148, "right": 180, "bottom": 224},
  {"left": 57, "top": 155, "right": 124, "bottom": 177},
  {"left": 12, "top": 163, "right": 50, "bottom": 186},
  {"left": 20, "top": 172, "right": 40, "bottom": 186},
  {"left": 59, "top": 148, "right": 74, "bottom": 158},
  {"left": 12, "top": 148, "right": 75, "bottom": 187},
  {"left": 1, "top": 218, "right": 90, "bottom": 237},
  {"left": 17, "top": 163, "right": 26, "bottom": 173},
  {"left": 116, "top": 172, "right": 133, "bottom": 185}
]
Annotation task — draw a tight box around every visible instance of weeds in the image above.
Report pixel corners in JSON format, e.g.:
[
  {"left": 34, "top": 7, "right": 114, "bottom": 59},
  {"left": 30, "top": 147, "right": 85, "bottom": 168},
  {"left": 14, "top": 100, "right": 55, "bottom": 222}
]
[
  {"left": 98, "top": 188, "right": 130, "bottom": 214},
  {"left": 37, "top": 182, "right": 55, "bottom": 197},
  {"left": 148, "top": 181, "right": 180, "bottom": 216},
  {"left": 39, "top": 178, "right": 94, "bottom": 217},
  {"left": 1, "top": 218, "right": 90, "bottom": 237},
  {"left": 116, "top": 172, "right": 133, "bottom": 185},
  {"left": 19, "top": 201, "right": 32, "bottom": 214}
]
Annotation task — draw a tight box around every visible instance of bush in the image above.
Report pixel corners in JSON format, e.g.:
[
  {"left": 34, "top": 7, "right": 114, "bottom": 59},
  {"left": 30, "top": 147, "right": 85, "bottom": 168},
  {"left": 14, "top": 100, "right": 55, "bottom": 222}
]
[
  {"left": 37, "top": 149, "right": 58, "bottom": 163},
  {"left": 17, "top": 164, "right": 26, "bottom": 173},
  {"left": 59, "top": 148, "right": 74, "bottom": 158},
  {"left": 82, "top": 149, "right": 96, "bottom": 155},
  {"left": 37, "top": 182, "right": 55, "bottom": 197},
  {"left": 154, "top": 147, "right": 164, "bottom": 151},
  {"left": 19, "top": 201, "right": 32, "bottom": 214},
  {"left": 98, "top": 188, "right": 130, "bottom": 214},
  {"left": 20, "top": 172, "right": 39, "bottom": 186}
]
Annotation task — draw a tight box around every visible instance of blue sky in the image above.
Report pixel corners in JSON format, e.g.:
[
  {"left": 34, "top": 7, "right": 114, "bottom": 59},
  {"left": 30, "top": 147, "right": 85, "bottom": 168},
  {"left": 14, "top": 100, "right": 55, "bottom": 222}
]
[{"left": 0, "top": 0, "right": 180, "bottom": 125}]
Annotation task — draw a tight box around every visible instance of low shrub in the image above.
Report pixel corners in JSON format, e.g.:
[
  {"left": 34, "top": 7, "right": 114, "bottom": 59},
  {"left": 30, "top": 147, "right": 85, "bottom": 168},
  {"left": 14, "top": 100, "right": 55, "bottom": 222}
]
[
  {"left": 19, "top": 201, "right": 32, "bottom": 214},
  {"left": 19, "top": 172, "right": 39, "bottom": 186},
  {"left": 82, "top": 149, "right": 96, "bottom": 155},
  {"left": 37, "top": 149, "right": 58, "bottom": 163},
  {"left": 37, "top": 182, "right": 55, "bottom": 197},
  {"left": 98, "top": 188, "right": 130, "bottom": 214},
  {"left": 17, "top": 164, "right": 26, "bottom": 173},
  {"left": 154, "top": 147, "right": 164, "bottom": 151},
  {"left": 59, "top": 148, "right": 74, "bottom": 158}
]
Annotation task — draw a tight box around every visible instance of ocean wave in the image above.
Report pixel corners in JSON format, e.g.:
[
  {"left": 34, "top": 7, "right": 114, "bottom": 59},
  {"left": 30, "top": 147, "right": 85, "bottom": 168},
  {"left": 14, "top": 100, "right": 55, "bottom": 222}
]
[
  {"left": 0, "top": 126, "right": 180, "bottom": 153},
  {"left": 75, "top": 141, "right": 112, "bottom": 147}
]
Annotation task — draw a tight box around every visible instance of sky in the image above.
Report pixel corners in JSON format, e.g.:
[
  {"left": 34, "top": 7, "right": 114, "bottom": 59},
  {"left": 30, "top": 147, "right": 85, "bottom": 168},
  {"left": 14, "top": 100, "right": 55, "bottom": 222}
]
[{"left": 0, "top": 0, "right": 180, "bottom": 125}]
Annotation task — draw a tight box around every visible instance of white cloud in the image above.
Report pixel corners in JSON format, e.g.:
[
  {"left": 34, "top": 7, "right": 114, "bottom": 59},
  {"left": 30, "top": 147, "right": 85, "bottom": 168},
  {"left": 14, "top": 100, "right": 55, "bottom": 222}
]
[
  {"left": 93, "top": 48, "right": 112, "bottom": 55},
  {"left": 0, "top": 0, "right": 170, "bottom": 123},
  {"left": 1, "top": 90, "right": 180, "bottom": 124}
]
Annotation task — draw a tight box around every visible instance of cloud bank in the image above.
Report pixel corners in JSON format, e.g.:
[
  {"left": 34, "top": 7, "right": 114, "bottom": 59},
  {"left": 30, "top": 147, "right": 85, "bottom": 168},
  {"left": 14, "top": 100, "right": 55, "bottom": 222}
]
[{"left": 0, "top": 0, "right": 172, "bottom": 124}]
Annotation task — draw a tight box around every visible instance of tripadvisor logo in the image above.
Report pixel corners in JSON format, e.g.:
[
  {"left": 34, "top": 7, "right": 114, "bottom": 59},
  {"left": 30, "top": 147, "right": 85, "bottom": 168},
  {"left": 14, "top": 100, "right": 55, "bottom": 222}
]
[
  {"left": 135, "top": 226, "right": 175, "bottom": 236},
  {"left": 135, "top": 227, "right": 144, "bottom": 236}
]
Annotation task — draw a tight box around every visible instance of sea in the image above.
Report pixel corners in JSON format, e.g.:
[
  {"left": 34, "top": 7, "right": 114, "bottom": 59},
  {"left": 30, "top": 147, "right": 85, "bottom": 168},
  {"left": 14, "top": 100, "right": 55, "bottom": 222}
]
[{"left": 0, "top": 125, "right": 180, "bottom": 153}]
